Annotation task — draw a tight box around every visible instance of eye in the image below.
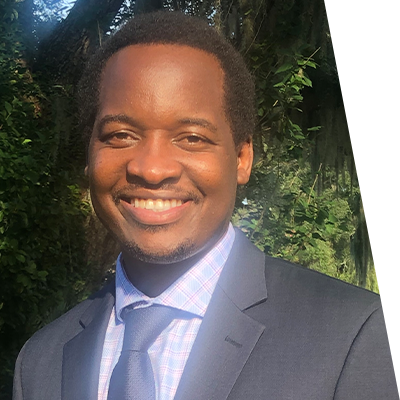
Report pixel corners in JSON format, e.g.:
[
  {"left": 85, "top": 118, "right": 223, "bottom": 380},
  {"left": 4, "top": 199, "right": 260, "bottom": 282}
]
[
  {"left": 174, "top": 134, "right": 213, "bottom": 150},
  {"left": 184, "top": 135, "right": 204, "bottom": 144},
  {"left": 102, "top": 131, "right": 139, "bottom": 147}
]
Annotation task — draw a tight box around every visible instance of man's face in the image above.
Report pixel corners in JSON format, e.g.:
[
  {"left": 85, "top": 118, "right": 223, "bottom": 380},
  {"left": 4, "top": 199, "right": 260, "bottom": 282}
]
[{"left": 87, "top": 44, "right": 253, "bottom": 263}]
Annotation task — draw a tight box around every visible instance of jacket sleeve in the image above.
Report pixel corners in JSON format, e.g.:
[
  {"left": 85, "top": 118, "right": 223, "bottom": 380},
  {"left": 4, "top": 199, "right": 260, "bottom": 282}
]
[
  {"left": 13, "top": 341, "right": 28, "bottom": 400},
  {"left": 334, "top": 307, "right": 399, "bottom": 400}
]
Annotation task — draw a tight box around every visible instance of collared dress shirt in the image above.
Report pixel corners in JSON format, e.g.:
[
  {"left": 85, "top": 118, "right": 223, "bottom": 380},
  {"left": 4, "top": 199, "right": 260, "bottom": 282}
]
[{"left": 97, "top": 224, "right": 235, "bottom": 400}]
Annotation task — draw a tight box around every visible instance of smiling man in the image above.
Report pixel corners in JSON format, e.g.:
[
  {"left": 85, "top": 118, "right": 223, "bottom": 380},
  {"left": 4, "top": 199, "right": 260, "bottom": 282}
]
[
  {"left": 88, "top": 43, "right": 252, "bottom": 297},
  {"left": 13, "top": 11, "right": 398, "bottom": 400}
]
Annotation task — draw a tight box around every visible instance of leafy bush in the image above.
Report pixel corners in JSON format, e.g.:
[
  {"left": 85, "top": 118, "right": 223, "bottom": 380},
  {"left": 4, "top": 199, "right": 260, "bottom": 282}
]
[
  {"left": 0, "top": 2, "right": 91, "bottom": 396},
  {"left": 233, "top": 46, "right": 377, "bottom": 292}
]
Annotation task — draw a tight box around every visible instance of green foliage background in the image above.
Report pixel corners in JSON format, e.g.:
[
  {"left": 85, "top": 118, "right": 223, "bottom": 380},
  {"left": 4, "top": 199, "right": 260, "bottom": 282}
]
[
  {"left": 232, "top": 49, "right": 376, "bottom": 289},
  {"left": 0, "top": 0, "right": 377, "bottom": 397},
  {"left": 0, "top": 1, "right": 94, "bottom": 394}
]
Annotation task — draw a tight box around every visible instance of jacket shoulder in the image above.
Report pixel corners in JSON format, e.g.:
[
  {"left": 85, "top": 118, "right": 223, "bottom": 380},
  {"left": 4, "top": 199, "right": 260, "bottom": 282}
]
[
  {"left": 26, "top": 281, "right": 114, "bottom": 348},
  {"left": 264, "top": 255, "right": 380, "bottom": 312},
  {"left": 13, "top": 282, "right": 115, "bottom": 400},
  {"left": 237, "top": 253, "right": 397, "bottom": 399},
  {"left": 253, "top": 254, "right": 384, "bottom": 356}
]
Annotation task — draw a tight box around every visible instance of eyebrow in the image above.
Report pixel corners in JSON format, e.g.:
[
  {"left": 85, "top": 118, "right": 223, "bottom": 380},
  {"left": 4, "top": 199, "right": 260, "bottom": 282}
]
[
  {"left": 97, "top": 114, "right": 144, "bottom": 133},
  {"left": 97, "top": 114, "right": 218, "bottom": 134},
  {"left": 177, "top": 118, "right": 218, "bottom": 133}
]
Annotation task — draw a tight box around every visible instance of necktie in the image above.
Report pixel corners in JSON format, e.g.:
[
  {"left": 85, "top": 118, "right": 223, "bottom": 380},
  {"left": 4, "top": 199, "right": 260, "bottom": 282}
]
[{"left": 107, "top": 305, "right": 176, "bottom": 400}]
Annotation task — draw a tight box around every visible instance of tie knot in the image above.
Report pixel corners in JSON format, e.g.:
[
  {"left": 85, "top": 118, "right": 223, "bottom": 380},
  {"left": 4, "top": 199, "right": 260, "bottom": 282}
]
[{"left": 122, "top": 305, "right": 176, "bottom": 352}]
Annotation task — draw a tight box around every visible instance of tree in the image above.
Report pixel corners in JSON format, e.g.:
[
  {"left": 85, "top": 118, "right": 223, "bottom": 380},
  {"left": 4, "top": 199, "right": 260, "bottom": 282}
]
[{"left": 0, "top": 1, "right": 91, "bottom": 396}]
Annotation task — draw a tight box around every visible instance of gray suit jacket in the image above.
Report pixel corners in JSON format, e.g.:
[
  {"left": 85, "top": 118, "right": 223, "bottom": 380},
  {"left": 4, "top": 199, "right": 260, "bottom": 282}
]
[{"left": 13, "top": 230, "right": 399, "bottom": 399}]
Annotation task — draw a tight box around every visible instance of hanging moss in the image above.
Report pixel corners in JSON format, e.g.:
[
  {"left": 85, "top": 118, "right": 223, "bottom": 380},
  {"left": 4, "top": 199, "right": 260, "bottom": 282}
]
[{"left": 304, "top": 71, "right": 400, "bottom": 303}]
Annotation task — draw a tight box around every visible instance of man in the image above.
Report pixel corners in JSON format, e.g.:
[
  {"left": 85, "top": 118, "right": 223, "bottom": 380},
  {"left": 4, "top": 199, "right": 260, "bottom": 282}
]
[{"left": 13, "top": 11, "right": 399, "bottom": 400}]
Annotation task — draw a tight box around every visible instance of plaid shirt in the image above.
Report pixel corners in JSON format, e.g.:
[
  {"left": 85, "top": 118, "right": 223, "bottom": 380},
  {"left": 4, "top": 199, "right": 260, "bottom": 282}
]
[{"left": 98, "top": 224, "right": 235, "bottom": 400}]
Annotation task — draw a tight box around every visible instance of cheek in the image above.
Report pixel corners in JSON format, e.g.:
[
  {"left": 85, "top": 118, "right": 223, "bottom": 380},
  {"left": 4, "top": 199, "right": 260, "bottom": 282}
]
[
  {"left": 89, "top": 151, "right": 126, "bottom": 191},
  {"left": 187, "top": 153, "right": 238, "bottom": 195}
]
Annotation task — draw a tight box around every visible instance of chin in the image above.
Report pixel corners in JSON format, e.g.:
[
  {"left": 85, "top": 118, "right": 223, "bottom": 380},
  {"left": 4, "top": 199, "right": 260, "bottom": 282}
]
[{"left": 122, "top": 238, "right": 196, "bottom": 264}]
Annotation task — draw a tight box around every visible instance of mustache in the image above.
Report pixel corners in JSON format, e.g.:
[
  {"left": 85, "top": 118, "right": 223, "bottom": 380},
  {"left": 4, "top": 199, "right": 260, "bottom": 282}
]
[{"left": 112, "top": 184, "right": 202, "bottom": 204}]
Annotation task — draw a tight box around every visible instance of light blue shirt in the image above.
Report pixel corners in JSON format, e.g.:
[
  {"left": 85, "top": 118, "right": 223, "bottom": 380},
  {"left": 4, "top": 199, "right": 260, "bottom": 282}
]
[{"left": 98, "top": 224, "right": 235, "bottom": 400}]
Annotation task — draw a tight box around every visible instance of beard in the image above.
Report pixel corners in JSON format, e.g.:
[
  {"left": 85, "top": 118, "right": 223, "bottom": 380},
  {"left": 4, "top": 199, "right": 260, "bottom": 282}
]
[{"left": 121, "top": 233, "right": 197, "bottom": 264}]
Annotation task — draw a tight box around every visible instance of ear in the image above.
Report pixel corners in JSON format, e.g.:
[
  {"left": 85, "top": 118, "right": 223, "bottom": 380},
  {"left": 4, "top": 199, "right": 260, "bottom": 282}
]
[{"left": 237, "top": 138, "right": 253, "bottom": 185}]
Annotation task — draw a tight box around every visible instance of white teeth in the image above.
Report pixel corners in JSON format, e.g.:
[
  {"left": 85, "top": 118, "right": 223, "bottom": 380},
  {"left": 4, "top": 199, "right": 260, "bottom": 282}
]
[
  {"left": 154, "top": 199, "right": 165, "bottom": 211},
  {"left": 131, "top": 198, "right": 184, "bottom": 212},
  {"left": 145, "top": 199, "right": 154, "bottom": 210}
]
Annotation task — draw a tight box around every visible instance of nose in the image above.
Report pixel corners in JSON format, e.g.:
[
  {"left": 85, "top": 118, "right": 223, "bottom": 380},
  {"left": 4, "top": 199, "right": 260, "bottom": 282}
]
[{"left": 126, "top": 135, "right": 183, "bottom": 186}]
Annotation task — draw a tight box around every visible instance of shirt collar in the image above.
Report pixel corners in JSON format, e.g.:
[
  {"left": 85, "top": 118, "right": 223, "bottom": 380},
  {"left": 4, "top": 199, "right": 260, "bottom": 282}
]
[{"left": 115, "top": 223, "right": 235, "bottom": 322}]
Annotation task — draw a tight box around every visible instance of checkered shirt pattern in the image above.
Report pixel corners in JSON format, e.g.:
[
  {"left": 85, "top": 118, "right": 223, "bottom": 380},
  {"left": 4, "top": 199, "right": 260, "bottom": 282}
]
[{"left": 98, "top": 224, "right": 235, "bottom": 400}]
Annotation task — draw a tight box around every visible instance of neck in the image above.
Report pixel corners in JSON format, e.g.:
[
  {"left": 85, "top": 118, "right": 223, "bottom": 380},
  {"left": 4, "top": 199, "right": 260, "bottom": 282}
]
[{"left": 121, "top": 248, "right": 209, "bottom": 298}]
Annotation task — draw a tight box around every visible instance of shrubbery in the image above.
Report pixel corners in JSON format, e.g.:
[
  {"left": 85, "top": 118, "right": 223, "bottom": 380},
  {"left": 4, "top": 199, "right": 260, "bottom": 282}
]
[{"left": 0, "top": 2, "right": 92, "bottom": 396}]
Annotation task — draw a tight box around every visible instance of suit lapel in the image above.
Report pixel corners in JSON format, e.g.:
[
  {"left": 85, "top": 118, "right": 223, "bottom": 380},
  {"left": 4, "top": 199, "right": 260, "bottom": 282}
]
[
  {"left": 60, "top": 231, "right": 266, "bottom": 400},
  {"left": 62, "top": 283, "right": 115, "bottom": 400},
  {"left": 175, "top": 229, "right": 268, "bottom": 400}
]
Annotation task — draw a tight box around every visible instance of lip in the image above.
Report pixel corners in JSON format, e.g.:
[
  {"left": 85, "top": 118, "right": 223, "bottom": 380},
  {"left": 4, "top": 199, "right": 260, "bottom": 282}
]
[{"left": 120, "top": 198, "right": 192, "bottom": 225}]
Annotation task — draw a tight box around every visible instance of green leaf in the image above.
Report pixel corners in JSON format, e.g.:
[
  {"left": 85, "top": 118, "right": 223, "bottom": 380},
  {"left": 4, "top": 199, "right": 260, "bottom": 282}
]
[
  {"left": 312, "top": 232, "right": 324, "bottom": 240},
  {"left": 37, "top": 271, "right": 49, "bottom": 280},
  {"left": 17, "top": 274, "right": 31, "bottom": 287},
  {"left": 302, "top": 77, "right": 312, "bottom": 87},
  {"left": 325, "top": 224, "right": 334, "bottom": 234},
  {"left": 328, "top": 213, "right": 338, "bottom": 223},
  {"left": 4, "top": 101, "right": 12, "bottom": 114},
  {"left": 307, "top": 126, "right": 322, "bottom": 131},
  {"left": 16, "top": 254, "right": 25, "bottom": 262},
  {"left": 275, "top": 63, "right": 293, "bottom": 74},
  {"left": 291, "top": 94, "right": 303, "bottom": 101},
  {"left": 290, "top": 123, "right": 302, "bottom": 132}
]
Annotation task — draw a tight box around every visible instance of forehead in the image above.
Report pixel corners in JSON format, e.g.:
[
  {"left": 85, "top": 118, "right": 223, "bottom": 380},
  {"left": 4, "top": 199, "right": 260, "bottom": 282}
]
[
  {"left": 97, "top": 44, "right": 229, "bottom": 132},
  {"left": 100, "top": 43, "right": 225, "bottom": 97}
]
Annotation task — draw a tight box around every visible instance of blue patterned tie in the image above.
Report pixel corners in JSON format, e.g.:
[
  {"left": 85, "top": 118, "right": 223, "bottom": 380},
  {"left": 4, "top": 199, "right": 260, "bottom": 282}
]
[{"left": 107, "top": 305, "right": 176, "bottom": 400}]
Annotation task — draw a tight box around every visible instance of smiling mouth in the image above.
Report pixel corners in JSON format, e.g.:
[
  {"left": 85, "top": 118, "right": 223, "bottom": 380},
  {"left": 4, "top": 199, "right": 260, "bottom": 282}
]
[{"left": 125, "top": 198, "right": 185, "bottom": 212}]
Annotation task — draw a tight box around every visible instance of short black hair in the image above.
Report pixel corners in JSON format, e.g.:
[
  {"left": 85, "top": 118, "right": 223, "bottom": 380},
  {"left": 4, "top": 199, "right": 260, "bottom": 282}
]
[{"left": 78, "top": 11, "right": 255, "bottom": 147}]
